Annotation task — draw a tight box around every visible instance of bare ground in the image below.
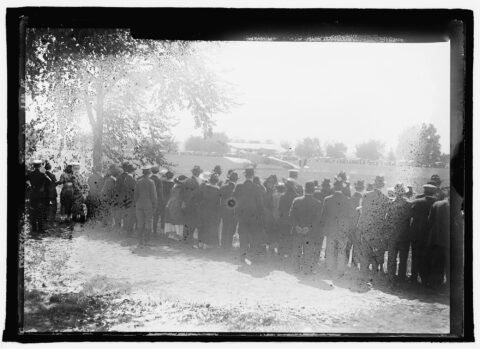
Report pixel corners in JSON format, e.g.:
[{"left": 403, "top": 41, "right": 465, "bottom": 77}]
[{"left": 22, "top": 223, "right": 449, "bottom": 334}]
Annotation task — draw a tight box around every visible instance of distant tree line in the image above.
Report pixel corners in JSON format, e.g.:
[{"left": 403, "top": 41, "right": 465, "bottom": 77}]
[{"left": 291, "top": 123, "right": 448, "bottom": 167}]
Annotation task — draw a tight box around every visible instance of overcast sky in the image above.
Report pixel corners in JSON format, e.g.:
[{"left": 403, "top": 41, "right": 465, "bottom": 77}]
[{"left": 172, "top": 41, "right": 450, "bottom": 154}]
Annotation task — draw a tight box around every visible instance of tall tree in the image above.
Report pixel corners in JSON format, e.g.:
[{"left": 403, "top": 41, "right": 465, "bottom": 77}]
[
  {"left": 325, "top": 142, "right": 347, "bottom": 158},
  {"left": 295, "top": 137, "right": 323, "bottom": 159},
  {"left": 25, "top": 28, "right": 235, "bottom": 170},
  {"left": 396, "top": 123, "right": 442, "bottom": 167},
  {"left": 355, "top": 140, "right": 385, "bottom": 161}
]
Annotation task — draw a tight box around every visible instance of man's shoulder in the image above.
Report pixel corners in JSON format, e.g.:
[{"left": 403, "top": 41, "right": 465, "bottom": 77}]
[
  {"left": 432, "top": 199, "right": 448, "bottom": 208},
  {"left": 292, "top": 196, "right": 304, "bottom": 204},
  {"left": 324, "top": 193, "right": 335, "bottom": 202}
]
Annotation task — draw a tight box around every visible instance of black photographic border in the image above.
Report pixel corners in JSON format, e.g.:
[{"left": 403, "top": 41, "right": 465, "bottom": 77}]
[{"left": 4, "top": 6, "right": 474, "bottom": 342}]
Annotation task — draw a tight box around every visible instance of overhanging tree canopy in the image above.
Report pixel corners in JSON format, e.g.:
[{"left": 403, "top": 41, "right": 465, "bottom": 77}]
[{"left": 25, "top": 28, "right": 236, "bottom": 170}]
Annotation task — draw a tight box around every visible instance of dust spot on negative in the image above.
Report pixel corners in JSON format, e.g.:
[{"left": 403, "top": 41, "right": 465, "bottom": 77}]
[{"left": 227, "top": 198, "right": 236, "bottom": 208}]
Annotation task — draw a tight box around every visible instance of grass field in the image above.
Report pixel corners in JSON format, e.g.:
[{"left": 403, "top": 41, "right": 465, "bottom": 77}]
[{"left": 164, "top": 153, "right": 449, "bottom": 195}]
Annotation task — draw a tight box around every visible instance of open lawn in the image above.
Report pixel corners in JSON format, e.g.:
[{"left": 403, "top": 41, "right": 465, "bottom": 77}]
[{"left": 165, "top": 153, "right": 449, "bottom": 194}]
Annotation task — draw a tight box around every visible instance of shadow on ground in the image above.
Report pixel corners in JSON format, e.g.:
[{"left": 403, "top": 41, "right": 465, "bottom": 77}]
[{"left": 32, "top": 221, "right": 450, "bottom": 307}]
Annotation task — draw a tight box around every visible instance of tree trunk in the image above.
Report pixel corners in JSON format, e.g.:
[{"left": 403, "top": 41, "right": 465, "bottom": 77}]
[
  {"left": 92, "top": 85, "right": 104, "bottom": 170},
  {"left": 85, "top": 80, "right": 105, "bottom": 171},
  {"left": 92, "top": 129, "right": 103, "bottom": 171}
]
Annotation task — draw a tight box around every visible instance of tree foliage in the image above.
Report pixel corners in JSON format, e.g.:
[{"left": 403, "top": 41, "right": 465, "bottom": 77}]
[
  {"left": 184, "top": 132, "right": 230, "bottom": 154},
  {"left": 396, "top": 123, "right": 442, "bottom": 167},
  {"left": 387, "top": 148, "right": 397, "bottom": 162},
  {"left": 325, "top": 142, "right": 347, "bottom": 158},
  {"left": 25, "top": 28, "right": 235, "bottom": 171},
  {"left": 295, "top": 137, "right": 323, "bottom": 159},
  {"left": 355, "top": 140, "right": 385, "bottom": 161}
]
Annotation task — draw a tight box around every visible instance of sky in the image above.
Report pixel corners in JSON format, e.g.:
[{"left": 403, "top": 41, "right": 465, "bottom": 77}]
[{"left": 172, "top": 41, "right": 450, "bottom": 154}]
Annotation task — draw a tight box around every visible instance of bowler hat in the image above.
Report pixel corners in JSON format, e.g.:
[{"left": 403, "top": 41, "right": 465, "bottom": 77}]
[
  {"left": 245, "top": 167, "right": 255, "bottom": 177},
  {"left": 192, "top": 165, "right": 202, "bottom": 174},
  {"left": 228, "top": 171, "right": 239, "bottom": 182},
  {"left": 321, "top": 178, "right": 331, "bottom": 188},
  {"left": 354, "top": 180, "right": 365, "bottom": 191},
  {"left": 288, "top": 169, "right": 299, "bottom": 178},
  {"left": 430, "top": 174, "right": 442, "bottom": 187},
  {"left": 305, "top": 181, "right": 315, "bottom": 194}
]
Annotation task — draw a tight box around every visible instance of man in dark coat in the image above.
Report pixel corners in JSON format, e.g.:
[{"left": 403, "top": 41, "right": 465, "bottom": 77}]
[
  {"left": 160, "top": 170, "right": 175, "bottom": 232},
  {"left": 44, "top": 161, "right": 58, "bottom": 223},
  {"left": 197, "top": 173, "right": 221, "bottom": 248},
  {"left": 263, "top": 175, "right": 278, "bottom": 250},
  {"left": 233, "top": 167, "right": 267, "bottom": 263},
  {"left": 134, "top": 165, "right": 157, "bottom": 245},
  {"left": 409, "top": 184, "right": 438, "bottom": 284},
  {"left": 116, "top": 162, "right": 137, "bottom": 235},
  {"left": 427, "top": 196, "right": 450, "bottom": 287},
  {"left": 357, "top": 175, "right": 390, "bottom": 274},
  {"left": 277, "top": 179, "right": 299, "bottom": 257},
  {"left": 150, "top": 166, "right": 165, "bottom": 235},
  {"left": 26, "top": 160, "right": 48, "bottom": 232},
  {"left": 385, "top": 183, "right": 412, "bottom": 281},
  {"left": 86, "top": 166, "right": 104, "bottom": 221},
  {"left": 183, "top": 165, "right": 202, "bottom": 244},
  {"left": 289, "top": 181, "right": 323, "bottom": 274},
  {"left": 101, "top": 165, "right": 118, "bottom": 227},
  {"left": 319, "top": 179, "right": 356, "bottom": 276},
  {"left": 219, "top": 171, "right": 238, "bottom": 250}
]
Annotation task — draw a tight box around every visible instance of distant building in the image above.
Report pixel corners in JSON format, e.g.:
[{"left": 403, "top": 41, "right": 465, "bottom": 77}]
[{"left": 228, "top": 142, "right": 284, "bottom": 156}]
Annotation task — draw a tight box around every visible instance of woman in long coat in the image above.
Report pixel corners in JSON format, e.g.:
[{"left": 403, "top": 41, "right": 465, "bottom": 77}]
[
  {"left": 197, "top": 173, "right": 221, "bottom": 248},
  {"left": 58, "top": 164, "right": 74, "bottom": 221},
  {"left": 263, "top": 175, "right": 278, "bottom": 250},
  {"left": 277, "top": 180, "right": 299, "bottom": 257},
  {"left": 165, "top": 175, "right": 187, "bottom": 240},
  {"left": 70, "top": 163, "right": 89, "bottom": 222}
]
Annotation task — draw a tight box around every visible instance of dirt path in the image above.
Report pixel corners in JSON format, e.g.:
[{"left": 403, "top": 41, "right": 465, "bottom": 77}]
[{"left": 23, "top": 224, "right": 449, "bottom": 333}]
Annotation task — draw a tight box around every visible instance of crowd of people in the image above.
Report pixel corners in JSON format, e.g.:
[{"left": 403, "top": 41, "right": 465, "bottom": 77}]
[{"left": 25, "top": 159, "right": 450, "bottom": 289}]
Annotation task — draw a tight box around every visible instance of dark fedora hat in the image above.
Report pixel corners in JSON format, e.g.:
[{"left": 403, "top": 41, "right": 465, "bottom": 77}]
[
  {"left": 174, "top": 174, "right": 188, "bottom": 184},
  {"left": 373, "top": 175, "right": 385, "bottom": 189}
]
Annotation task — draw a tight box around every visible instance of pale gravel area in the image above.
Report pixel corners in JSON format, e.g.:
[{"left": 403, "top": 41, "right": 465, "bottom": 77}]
[{"left": 24, "top": 224, "right": 450, "bottom": 333}]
